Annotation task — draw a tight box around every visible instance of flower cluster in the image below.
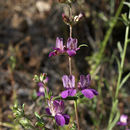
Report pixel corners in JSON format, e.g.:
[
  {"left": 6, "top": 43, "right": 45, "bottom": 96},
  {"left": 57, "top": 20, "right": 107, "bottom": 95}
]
[
  {"left": 45, "top": 99, "right": 70, "bottom": 126},
  {"left": 34, "top": 35, "right": 98, "bottom": 127},
  {"left": 61, "top": 74, "right": 98, "bottom": 99},
  {"left": 34, "top": 1, "right": 98, "bottom": 127},
  {"left": 49, "top": 37, "right": 79, "bottom": 57}
]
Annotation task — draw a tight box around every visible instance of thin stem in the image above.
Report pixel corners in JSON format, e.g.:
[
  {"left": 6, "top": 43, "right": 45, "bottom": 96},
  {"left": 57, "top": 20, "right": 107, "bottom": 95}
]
[
  {"left": 69, "top": 56, "right": 72, "bottom": 75},
  {"left": 74, "top": 100, "right": 80, "bottom": 130},
  {"left": 70, "top": 25, "right": 72, "bottom": 38},
  {"left": 107, "top": 8, "right": 130, "bottom": 130},
  {"left": 91, "top": 0, "right": 125, "bottom": 74},
  {"left": 68, "top": 4, "right": 80, "bottom": 130},
  {"left": 115, "top": 8, "right": 130, "bottom": 99},
  {"left": 68, "top": 4, "right": 72, "bottom": 75}
]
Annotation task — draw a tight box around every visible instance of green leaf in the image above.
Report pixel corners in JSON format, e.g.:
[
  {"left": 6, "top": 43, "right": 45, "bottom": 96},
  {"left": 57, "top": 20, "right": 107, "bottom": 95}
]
[
  {"left": 70, "top": 122, "right": 77, "bottom": 130},
  {"left": 78, "top": 44, "right": 88, "bottom": 48},
  {"left": 115, "top": 56, "right": 121, "bottom": 72},
  {"left": 40, "top": 73, "right": 44, "bottom": 82},
  {"left": 35, "top": 112, "right": 41, "bottom": 120},
  {"left": 119, "top": 72, "right": 130, "bottom": 89},
  {"left": 117, "top": 41, "right": 123, "bottom": 58},
  {"left": 32, "top": 90, "right": 37, "bottom": 100},
  {"left": 121, "top": 13, "right": 128, "bottom": 22},
  {"left": 35, "top": 121, "right": 44, "bottom": 127},
  {"left": 33, "top": 75, "right": 39, "bottom": 82}
]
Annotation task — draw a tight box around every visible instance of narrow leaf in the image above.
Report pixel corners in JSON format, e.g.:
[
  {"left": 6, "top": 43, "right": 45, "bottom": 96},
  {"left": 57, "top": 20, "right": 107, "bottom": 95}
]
[
  {"left": 124, "top": 2, "right": 130, "bottom": 8},
  {"left": 119, "top": 72, "right": 130, "bottom": 89},
  {"left": 78, "top": 44, "right": 88, "bottom": 48},
  {"left": 117, "top": 41, "right": 123, "bottom": 57}
]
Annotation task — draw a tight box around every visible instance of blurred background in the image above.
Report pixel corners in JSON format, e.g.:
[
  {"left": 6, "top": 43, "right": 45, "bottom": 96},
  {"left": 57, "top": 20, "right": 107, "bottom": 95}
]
[{"left": 0, "top": 0, "right": 129, "bottom": 129}]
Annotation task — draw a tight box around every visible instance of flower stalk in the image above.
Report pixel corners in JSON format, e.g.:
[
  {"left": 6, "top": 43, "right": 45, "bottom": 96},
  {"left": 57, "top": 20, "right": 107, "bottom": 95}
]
[{"left": 68, "top": 4, "right": 80, "bottom": 130}]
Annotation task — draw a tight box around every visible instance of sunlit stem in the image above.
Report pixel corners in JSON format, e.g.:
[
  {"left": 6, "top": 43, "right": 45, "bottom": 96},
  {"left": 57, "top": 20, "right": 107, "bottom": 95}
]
[{"left": 74, "top": 100, "right": 80, "bottom": 130}]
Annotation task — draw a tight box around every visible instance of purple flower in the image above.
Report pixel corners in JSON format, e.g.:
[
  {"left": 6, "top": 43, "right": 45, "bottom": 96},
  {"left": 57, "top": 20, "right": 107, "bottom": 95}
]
[
  {"left": 37, "top": 82, "right": 45, "bottom": 96},
  {"left": 66, "top": 37, "right": 79, "bottom": 56},
  {"left": 49, "top": 37, "right": 64, "bottom": 57},
  {"left": 117, "top": 114, "right": 128, "bottom": 126},
  {"left": 78, "top": 74, "right": 98, "bottom": 99},
  {"left": 46, "top": 100, "right": 70, "bottom": 126},
  {"left": 61, "top": 75, "right": 77, "bottom": 99},
  {"left": 37, "top": 75, "right": 49, "bottom": 97}
]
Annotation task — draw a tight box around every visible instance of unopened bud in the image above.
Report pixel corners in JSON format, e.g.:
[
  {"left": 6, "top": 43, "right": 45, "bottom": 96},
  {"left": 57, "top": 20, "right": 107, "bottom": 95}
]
[
  {"left": 74, "top": 13, "right": 83, "bottom": 23},
  {"left": 62, "top": 13, "right": 70, "bottom": 25}
]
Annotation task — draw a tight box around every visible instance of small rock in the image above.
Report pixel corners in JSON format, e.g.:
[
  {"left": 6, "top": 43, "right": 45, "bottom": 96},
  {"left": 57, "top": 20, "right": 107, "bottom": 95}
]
[
  {"left": 11, "top": 14, "right": 28, "bottom": 32},
  {"left": 36, "top": 1, "right": 51, "bottom": 13}
]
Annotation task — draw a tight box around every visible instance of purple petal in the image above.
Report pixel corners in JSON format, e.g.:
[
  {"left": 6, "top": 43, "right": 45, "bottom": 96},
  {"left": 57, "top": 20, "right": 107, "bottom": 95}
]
[
  {"left": 61, "top": 90, "right": 69, "bottom": 99},
  {"left": 117, "top": 121, "right": 127, "bottom": 126},
  {"left": 49, "top": 51, "right": 56, "bottom": 57},
  {"left": 53, "top": 100, "right": 64, "bottom": 114},
  {"left": 56, "top": 37, "right": 64, "bottom": 50},
  {"left": 68, "top": 89, "right": 77, "bottom": 96},
  {"left": 38, "top": 82, "right": 43, "bottom": 87},
  {"left": 79, "top": 74, "right": 91, "bottom": 89},
  {"left": 67, "top": 38, "right": 78, "bottom": 50},
  {"left": 86, "top": 74, "right": 91, "bottom": 86},
  {"left": 55, "top": 114, "right": 65, "bottom": 126},
  {"left": 63, "top": 114, "right": 70, "bottom": 125},
  {"left": 68, "top": 75, "right": 75, "bottom": 88},
  {"left": 81, "top": 89, "right": 95, "bottom": 99},
  {"left": 37, "top": 92, "right": 44, "bottom": 97},
  {"left": 43, "top": 77, "right": 49, "bottom": 84},
  {"left": 79, "top": 75, "right": 86, "bottom": 88},
  {"left": 67, "top": 50, "right": 76, "bottom": 56},
  {"left": 62, "top": 75, "right": 75, "bottom": 89},
  {"left": 45, "top": 108, "right": 52, "bottom": 115},
  {"left": 76, "top": 47, "right": 80, "bottom": 51},
  {"left": 90, "top": 89, "right": 98, "bottom": 95},
  {"left": 62, "top": 75, "right": 69, "bottom": 88}
]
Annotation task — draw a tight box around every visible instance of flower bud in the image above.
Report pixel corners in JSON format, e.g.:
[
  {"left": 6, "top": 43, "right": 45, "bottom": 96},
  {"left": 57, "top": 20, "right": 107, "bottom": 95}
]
[
  {"left": 74, "top": 13, "right": 84, "bottom": 23},
  {"left": 62, "top": 13, "right": 70, "bottom": 25}
]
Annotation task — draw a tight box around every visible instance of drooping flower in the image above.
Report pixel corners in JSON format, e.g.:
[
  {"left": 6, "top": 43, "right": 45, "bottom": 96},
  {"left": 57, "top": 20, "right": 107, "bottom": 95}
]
[
  {"left": 46, "top": 99, "right": 70, "bottom": 126},
  {"left": 37, "top": 75, "right": 48, "bottom": 97},
  {"left": 49, "top": 37, "right": 64, "bottom": 57},
  {"left": 66, "top": 37, "right": 79, "bottom": 56},
  {"left": 117, "top": 114, "right": 128, "bottom": 126},
  {"left": 78, "top": 74, "right": 98, "bottom": 99},
  {"left": 61, "top": 75, "right": 77, "bottom": 99},
  {"left": 37, "top": 82, "right": 45, "bottom": 96}
]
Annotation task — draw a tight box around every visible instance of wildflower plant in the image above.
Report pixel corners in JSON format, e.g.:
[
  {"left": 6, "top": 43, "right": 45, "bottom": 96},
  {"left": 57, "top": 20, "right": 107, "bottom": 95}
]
[{"left": 12, "top": 1, "right": 99, "bottom": 129}]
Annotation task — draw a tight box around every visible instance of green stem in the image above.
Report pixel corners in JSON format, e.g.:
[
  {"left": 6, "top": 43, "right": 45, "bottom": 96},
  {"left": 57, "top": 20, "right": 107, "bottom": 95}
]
[
  {"left": 91, "top": 0, "right": 125, "bottom": 74},
  {"left": 100, "top": 0, "right": 124, "bottom": 56},
  {"left": 115, "top": 9, "right": 130, "bottom": 99},
  {"left": 107, "top": 7, "right": 130, "bottom": 130},
  {"left": 74, "top": 100, "right": 80, "bottom": 130}
]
